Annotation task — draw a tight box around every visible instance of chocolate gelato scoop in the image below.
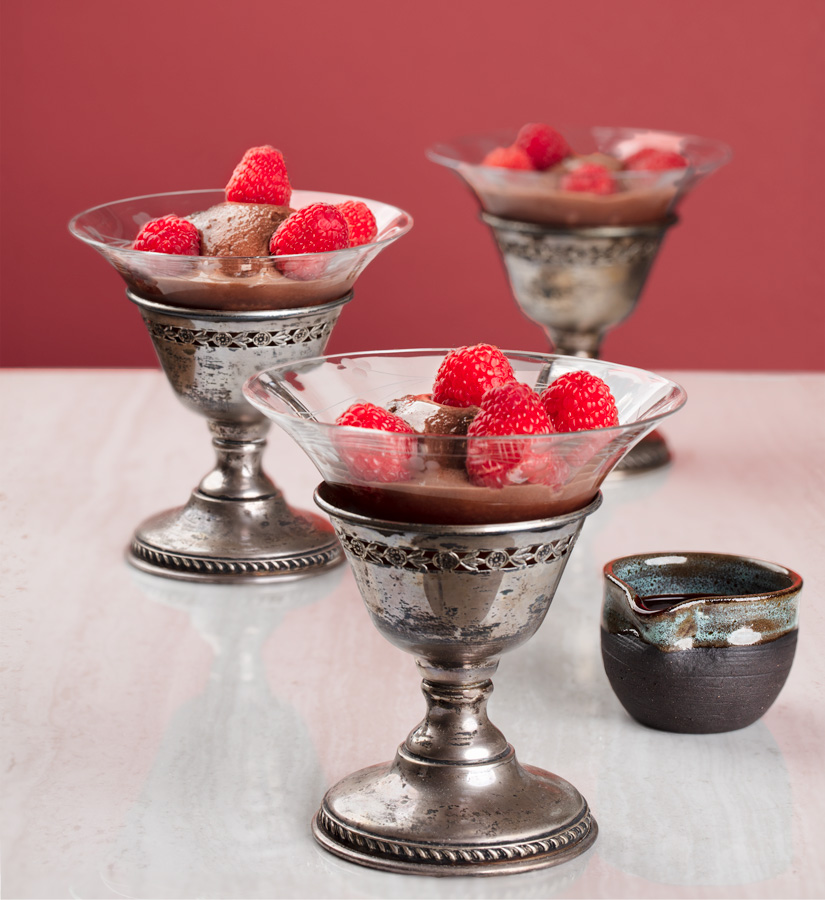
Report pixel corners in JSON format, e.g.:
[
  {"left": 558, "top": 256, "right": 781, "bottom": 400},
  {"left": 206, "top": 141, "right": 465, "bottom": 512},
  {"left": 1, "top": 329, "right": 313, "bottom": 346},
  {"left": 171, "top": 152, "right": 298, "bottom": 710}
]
[
  {"left": 388, "top": 394, "right": 479, "bottom": 470},
  {"left": 188, "top": 202, "right": 292, "bottom": 257},
  {"left": 389, "top": 394, "right": 479, "bottom": 435}
]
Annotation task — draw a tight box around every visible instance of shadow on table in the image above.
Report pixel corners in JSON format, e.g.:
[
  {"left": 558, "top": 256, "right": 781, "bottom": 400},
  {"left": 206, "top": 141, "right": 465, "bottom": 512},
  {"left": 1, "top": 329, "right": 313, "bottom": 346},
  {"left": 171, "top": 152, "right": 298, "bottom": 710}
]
[{"left": 308, "top": 839, "right": 593, "bottom": 899}]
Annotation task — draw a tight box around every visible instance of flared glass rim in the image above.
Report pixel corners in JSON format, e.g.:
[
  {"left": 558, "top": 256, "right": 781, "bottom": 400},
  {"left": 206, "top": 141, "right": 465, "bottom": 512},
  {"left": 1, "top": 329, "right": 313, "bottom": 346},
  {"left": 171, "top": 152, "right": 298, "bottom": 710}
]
[
  {"left": 68, "top": 188, "right": 415, "bottom": 262},
  {"left": 426, "top": 125, "right": 733, "bottom": 176},
  {"left": 243, "top": 348, "right": 688, "bottom": 445}
]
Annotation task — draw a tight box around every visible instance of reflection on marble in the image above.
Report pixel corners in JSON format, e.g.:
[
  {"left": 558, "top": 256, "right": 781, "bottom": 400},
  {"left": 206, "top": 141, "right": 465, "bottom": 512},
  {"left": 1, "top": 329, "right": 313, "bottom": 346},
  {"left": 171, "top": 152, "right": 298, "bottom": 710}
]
[
  {"left": 72, "top": 566, "right": 596, "bottom": 900},
  {"left": 311, "top": 839, "right": 592, "bottom": 899},
  {"left": 595, "top": 720, "right": 792, "bottom": 886},
  {"left": 92, "top": 570, "right": 341, "bottom": 899}
]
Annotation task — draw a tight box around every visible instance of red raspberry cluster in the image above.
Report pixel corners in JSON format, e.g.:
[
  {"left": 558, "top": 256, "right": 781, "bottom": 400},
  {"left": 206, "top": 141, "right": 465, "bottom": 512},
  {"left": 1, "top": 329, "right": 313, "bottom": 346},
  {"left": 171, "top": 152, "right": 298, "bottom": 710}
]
[
  {"left": 334, "top": 344, "right": 620, "bottom": 486},
  {"left": 482, "top": 123, "right": 571, "bottom": 172},
  {"left": 481, "top": 122, "right": 689, "bottom": 196},
  {"left": 131, "top": 145, "right": 378, "bottom": 264}
]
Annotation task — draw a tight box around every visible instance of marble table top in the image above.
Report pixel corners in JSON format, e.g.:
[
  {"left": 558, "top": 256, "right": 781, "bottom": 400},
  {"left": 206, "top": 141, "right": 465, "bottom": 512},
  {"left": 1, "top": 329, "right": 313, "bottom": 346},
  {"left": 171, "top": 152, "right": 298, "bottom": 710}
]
[{"left": 2, "top": 370, "right": 823, "bottom": 899}]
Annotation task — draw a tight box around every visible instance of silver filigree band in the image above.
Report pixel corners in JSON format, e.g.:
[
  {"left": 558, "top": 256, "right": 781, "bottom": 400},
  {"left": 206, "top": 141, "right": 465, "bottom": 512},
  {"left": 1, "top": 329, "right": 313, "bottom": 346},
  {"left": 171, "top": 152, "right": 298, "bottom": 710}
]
[
  {"left": 336, "top": 529, "right": 575, "bottom": 573},
  {"left": 492, "top": 234, "right": 661, "bottom": 267},
  {"left": 147, "top": 321, "right": 332, "bottom": 349}
]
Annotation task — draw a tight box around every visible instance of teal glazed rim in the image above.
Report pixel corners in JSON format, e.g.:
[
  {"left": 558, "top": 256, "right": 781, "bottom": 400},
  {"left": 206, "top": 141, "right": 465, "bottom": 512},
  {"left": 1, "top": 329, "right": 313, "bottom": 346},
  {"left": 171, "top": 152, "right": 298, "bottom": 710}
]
[{"left": 602, "top": 552, "right": 803, "bottom": 651}]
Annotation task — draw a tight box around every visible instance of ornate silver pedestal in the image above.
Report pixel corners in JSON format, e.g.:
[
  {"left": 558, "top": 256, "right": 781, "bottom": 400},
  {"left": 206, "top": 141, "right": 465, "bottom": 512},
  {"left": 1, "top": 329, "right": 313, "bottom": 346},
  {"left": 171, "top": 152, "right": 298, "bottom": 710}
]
[
  {"left": 311, "top": 487, "right": 601, "bottom": 876},
  {"left": 482, "top": 214, "right": 677, "bottom": 474},
  {"left": 128, "top": 292, "right": 351, "bottom": 582}
]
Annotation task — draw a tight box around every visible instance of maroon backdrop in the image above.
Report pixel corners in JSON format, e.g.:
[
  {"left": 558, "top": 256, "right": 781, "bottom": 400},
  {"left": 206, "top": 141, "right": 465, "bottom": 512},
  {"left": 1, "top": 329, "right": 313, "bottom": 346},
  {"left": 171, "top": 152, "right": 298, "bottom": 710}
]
[{"left": 1, "top": 0, "right": 823, "bottom": 371}]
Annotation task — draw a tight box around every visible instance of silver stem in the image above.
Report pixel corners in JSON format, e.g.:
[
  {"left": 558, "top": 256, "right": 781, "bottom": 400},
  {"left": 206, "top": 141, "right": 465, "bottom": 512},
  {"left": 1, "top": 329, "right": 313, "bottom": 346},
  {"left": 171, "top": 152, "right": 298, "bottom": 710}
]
[
  {"left": 404, "top": 677, "right": 509, "bottom": 765},
  {"left": 198, "top": 431, "right": 278, "bottom": 502}
]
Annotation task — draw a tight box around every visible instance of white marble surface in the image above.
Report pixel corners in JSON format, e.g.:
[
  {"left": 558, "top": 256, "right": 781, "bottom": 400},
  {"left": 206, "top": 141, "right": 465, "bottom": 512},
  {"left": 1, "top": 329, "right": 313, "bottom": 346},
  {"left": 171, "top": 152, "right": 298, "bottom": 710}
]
[{"left": 2, "top": 370, "right": 824, "bottom": 899}]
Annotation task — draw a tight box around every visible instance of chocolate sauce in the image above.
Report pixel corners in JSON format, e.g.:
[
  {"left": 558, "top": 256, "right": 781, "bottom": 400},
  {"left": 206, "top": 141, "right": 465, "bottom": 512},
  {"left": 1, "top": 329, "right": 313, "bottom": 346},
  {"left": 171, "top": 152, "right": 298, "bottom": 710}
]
[{"left": 638, "top": 592, "right": 727, "bottom": 612}]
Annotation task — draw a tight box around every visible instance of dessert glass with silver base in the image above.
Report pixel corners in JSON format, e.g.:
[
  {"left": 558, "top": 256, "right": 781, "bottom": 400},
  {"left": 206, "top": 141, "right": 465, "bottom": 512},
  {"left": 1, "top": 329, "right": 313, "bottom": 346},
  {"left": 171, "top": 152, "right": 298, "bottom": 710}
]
[
  {"left": 428, "top": 127, "right": 730, "bottom": 474},
  {"left": 244, "top": 349, "right": 687, "bottom": 875},
  {"left": 70, "top": 189, "right": 412, "bottom": 582}
]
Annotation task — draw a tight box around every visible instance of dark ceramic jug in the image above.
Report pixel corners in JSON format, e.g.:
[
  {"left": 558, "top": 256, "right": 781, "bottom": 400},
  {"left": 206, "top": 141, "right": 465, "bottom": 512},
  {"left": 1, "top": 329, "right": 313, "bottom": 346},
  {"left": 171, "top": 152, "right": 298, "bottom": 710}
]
[{"left": 601, "top": 552, "right": 802, "bottom": 733}]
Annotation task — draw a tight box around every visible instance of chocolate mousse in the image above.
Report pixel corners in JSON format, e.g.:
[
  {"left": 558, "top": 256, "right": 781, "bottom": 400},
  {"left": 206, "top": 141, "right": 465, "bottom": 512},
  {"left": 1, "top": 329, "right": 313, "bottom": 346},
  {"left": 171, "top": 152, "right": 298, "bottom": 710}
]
[
  {"left": 463, "top": 161, "right": 679, "bottom": 227},
  {"left": 188, "top": 202, "right": 292, "bottom": 257},
  {"left": 323, "top": 467, "right": 597, "bottom": 526}
]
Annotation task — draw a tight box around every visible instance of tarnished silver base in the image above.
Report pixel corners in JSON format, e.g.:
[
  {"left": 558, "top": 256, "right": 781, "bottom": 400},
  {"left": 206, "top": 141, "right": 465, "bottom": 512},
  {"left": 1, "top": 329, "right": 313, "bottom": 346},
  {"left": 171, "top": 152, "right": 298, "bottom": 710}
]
[
  {"left": 312, "top": 487, "right": 602, "bottom": 876},
  {"left": 129, "top": 490, "right": 342, "bottom": 583},
  {"left": 481, "top": 214, "right": 677, "bottom": 359},
  {"left": 313, "top": 749, "right": 596, "bottom": 876},
  {"left": 125, "top": 291, "right": 352, "bottom": 583},
  {"left": 613, "top": 429, "right": 672, "bottom": 476}
]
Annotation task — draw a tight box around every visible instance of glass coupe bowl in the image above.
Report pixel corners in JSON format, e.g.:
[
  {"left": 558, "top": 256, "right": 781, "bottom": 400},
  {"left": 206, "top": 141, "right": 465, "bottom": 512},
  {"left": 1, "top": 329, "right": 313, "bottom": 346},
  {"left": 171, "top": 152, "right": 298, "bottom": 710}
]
[
  {"left": 243, "top": 349, "right": 687, "bottom": 525},
  {"left": 69, "top": 189, "right": 413, "bottom": 311},
  {"left": 427, "top": 126, "right": 731, "bottom": 227}
]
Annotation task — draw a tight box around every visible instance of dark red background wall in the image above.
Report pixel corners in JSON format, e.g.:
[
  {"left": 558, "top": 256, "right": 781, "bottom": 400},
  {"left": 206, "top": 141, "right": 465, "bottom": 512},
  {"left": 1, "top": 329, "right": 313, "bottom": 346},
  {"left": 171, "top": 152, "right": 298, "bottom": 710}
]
[{"left": 2, "top": 0, "right": 823, "bottom": 371}]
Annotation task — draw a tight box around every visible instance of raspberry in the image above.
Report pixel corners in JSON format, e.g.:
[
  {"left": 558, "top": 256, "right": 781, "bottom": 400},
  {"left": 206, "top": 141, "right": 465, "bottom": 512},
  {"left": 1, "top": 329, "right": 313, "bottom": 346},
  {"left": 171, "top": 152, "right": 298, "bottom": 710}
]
[
  {"left": 335, "top": 402, "right": 416, "bottom": 483},
  {"left": 515, "top": 123, "right": 570, "bottom": 170},
  {"left": 540, "top": 371, "right": 619, "bottom": 432},
  {"left": 270, "top": 203, "right": 350, "bottom": 280},
  {"left": 432, "top": 344, "right": 517, "bottom": 408},
  {"left": 560, "top": 163, "right": 616, "bottom": 195},
  {"left": 225, "top": 145, "right": 292, "bottom": 205},
  {"left": 335, "top": 200, "right": 377, "bottom": 247},
  {"left": 623, "top": 148, "right": 689, "bottom": 172},
  {"left": 270, "top": 203, "right": 349, "bottom": 256},
  {"left": 466, "top": 382, "right": 566, "bottom": 488},
  {"left": 481, "top": 145, "right": 533, "bottom": 170},
  {"left": 132, "top": 215, "right": 200, "bottom": 255}
]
